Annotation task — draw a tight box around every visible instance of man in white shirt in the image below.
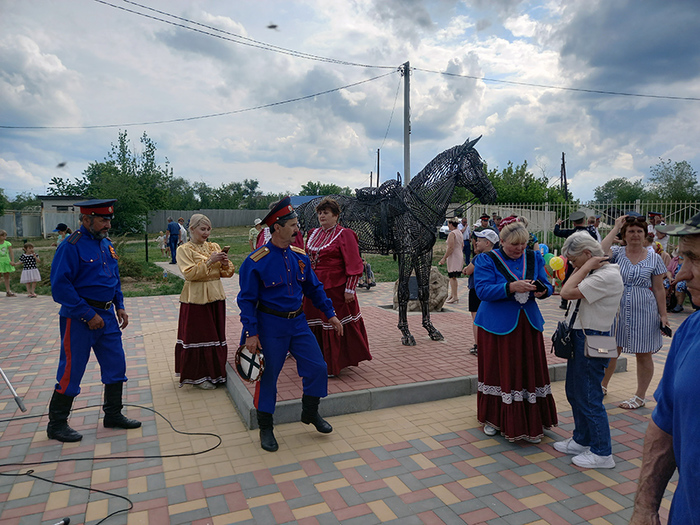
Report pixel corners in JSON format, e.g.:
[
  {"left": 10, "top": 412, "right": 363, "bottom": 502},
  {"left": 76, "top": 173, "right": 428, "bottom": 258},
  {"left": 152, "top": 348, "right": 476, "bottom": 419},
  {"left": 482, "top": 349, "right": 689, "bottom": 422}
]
[{"left": 178, "top": 217, "right": 188, "bottom": 245}]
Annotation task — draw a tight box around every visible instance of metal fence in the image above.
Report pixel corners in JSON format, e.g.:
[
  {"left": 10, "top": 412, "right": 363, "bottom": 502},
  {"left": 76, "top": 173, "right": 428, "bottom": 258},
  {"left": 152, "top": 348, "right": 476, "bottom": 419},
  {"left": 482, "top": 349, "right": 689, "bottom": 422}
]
[
  {"left": 460, "top": 200, "right": 699, "bottom": 254},
  {"left": 1, "top": 208, "right": 270, "bottom": 238}
]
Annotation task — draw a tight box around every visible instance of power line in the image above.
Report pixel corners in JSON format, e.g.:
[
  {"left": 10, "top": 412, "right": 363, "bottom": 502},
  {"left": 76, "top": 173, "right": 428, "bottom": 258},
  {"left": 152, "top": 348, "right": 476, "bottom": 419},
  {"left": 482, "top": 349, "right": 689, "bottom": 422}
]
[
  {"left": 413, "top": 67, "right": 700, "bottom": 102},
  {"left": 93, "top": 0, "right": 396, "bottom": 70},
  {"left": 0, "top": 71, "right": 399, "bottom": 130},
  {"left": 380, "top": 74, "right": 403, "bottom": 150}
]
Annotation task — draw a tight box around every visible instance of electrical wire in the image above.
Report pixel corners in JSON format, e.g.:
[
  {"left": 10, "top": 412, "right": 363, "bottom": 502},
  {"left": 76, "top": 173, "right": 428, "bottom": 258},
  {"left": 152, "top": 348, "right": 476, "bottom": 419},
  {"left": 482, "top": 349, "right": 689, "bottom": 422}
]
[
  {"left": 412, "top": 67, "right": 700, "bottom": 102},
  {"left": 380, "top": 74, "right": 403, "bottom": 151},
  {"left": 0, "top": 70, "right": 399, "bottom": 130},
  {"left": 94, "top": 0, "right": 396, "bottom": 70},
  {"left": 0, "top": 403, "right": 223, "bottom": 525}
]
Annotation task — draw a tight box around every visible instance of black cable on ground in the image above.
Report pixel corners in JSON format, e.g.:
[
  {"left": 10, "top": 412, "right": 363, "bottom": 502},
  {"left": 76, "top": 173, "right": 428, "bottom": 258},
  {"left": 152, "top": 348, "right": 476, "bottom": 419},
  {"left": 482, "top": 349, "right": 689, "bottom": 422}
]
[{"left": 0, "top": 403, "right": 223, "bottom": 525}]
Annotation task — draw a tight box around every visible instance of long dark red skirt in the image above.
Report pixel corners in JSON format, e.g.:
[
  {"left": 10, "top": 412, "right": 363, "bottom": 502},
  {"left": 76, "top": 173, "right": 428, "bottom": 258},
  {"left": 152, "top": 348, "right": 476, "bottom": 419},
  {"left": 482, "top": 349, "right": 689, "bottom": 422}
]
[
  {"left": 477, "top": 312, "right": 557, "bottom": 441},
  {"left": 175, "top": 301, "right": 228, "bottom": 386},
  {"left": 303, "top": 285, "right": 372, "bottom": 376}
]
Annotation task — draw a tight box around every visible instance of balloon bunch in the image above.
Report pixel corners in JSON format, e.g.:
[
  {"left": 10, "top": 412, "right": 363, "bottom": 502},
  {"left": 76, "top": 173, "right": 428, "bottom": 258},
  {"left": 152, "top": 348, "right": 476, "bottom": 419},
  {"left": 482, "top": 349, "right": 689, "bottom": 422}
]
[{"left": 544, "top": 254, "right": 567, "bottom": 283}]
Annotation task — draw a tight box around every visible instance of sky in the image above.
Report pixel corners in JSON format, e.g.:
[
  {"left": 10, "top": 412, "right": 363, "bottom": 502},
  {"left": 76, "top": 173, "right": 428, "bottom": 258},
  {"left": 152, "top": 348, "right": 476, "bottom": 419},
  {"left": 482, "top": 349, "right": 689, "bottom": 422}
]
[{"left": 2, "top": 0, "right": 700, "bottom": 203}]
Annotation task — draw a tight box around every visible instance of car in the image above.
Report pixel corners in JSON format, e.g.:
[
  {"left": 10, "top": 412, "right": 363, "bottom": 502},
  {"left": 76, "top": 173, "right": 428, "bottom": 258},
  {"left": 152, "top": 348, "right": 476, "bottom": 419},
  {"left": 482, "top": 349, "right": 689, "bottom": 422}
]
[{"left": 438, "top": 220, "right": 450, "bottom": 239}]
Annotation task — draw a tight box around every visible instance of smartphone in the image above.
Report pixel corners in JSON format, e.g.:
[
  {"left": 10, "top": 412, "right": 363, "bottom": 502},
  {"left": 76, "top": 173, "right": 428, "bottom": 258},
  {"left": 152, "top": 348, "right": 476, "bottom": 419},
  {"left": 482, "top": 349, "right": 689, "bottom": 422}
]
[
  {"left": 533, "top": 279, "right": 548, "bottom": 293},
  {"left": 660, "top": 323, "right": 672, "bottom": 337},
  {"left": 222, "top": 246, "right": 230, "bottom": 253}
]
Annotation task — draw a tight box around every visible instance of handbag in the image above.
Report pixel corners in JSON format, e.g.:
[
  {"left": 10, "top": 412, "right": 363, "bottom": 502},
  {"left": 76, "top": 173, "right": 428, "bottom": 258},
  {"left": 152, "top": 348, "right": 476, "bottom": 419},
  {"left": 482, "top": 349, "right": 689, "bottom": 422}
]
[
  {"left": 583, "top": 333, "right": 617, "bottom": 358},
  {"left": 551, "top": 299, "right": 581, "bottom": 359}
]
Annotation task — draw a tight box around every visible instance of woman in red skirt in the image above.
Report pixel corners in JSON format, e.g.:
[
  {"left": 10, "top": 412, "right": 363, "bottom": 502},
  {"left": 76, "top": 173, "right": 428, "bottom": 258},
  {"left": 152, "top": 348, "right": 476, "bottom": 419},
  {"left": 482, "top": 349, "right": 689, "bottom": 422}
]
[
  {"left": 473, "top": 221, "right": 557, "bottom": 443},
  {"left": 175, "top": 214, "right": 235, "bottom": 389},
  {"left": 303, "top": 198, "right": 372, "bottom": 376}
]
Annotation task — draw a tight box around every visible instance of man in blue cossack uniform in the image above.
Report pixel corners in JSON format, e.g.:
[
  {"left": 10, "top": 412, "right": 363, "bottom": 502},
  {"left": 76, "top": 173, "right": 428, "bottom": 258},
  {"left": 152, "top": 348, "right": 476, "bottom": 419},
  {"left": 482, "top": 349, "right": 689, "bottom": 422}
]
[
  {"left": 237, "top": 197, "right": 343, "bottom": 452},
  {"left": 47, "top": 199, "right": 141, "bottom": 442}
]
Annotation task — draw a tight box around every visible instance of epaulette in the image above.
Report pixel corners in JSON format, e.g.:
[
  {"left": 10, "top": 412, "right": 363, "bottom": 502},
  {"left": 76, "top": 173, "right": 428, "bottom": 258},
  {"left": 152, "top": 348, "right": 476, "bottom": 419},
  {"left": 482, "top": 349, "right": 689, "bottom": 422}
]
[
  {"left": 250, "top": 246, "right": 270, "bottom": 262},
  {"left": 290, "top": 245, "right": 306, "bottom": 255},
  {"left": 67, "top": 231, "right": 82, "bottom": 245}
]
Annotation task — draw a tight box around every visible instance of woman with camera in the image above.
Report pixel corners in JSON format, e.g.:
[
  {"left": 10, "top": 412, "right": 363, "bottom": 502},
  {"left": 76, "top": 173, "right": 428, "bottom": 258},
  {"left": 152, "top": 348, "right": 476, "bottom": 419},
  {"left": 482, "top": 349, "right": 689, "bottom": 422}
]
[
  {"left": 554, "top": 232, "right": 624, "bottom": 469},
  {"left": 600, "top": 214, "right": 670, "bottom": 409}
]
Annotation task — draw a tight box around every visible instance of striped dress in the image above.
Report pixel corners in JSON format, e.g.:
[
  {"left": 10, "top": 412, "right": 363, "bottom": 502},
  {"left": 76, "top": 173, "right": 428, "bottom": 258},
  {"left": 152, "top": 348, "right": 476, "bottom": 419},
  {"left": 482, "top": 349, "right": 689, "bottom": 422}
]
[{"left": 610, "top": 246, "right": 667, "bottom": 354}]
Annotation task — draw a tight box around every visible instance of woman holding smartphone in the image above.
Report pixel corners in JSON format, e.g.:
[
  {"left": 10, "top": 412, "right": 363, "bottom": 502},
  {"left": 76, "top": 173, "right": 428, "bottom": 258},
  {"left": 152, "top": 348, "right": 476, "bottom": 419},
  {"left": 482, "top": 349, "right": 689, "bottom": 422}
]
[
  {"left": 473, "top": 221, "right": 557, "bottom": 443},
  {"left": 600, "top": 214, "right": 669, "bottom": 409},
  {"left": 175, "top": 214, "right": 235, "bottom": 389},
  {"left": 554, "top": 232, "right": 624, "bottom": 469}
]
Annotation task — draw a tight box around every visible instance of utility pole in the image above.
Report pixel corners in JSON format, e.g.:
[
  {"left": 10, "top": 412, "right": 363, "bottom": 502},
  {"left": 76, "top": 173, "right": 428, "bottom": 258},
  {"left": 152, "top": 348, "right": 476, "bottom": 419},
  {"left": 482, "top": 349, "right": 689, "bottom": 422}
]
[
  {"left": 377, "top": 148, "right": 380, "bottom": 187},
  {"left": 370, "top": 171, "right": 373, "bottom": 187},
  {"left": 402, "top": 61, "right": 411, "bottom": 186},
  {"left": 560, "top": 152, "right": 568, "bottom": 202}
]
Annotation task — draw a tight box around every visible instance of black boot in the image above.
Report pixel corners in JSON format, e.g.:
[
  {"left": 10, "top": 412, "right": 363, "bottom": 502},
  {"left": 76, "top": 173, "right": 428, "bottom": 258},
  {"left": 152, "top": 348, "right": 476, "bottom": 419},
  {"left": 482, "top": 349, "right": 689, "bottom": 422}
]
[
  {"left": 257, "top": 411, "right": 278, "bottom": 452},
  {"left": 47, "top": 391, "right": 83, "bottom": 442},
  {"left": 301, "top": 395, "right": 332, "bottom": 434},
  {"left": 103, "top": 383, "right": 142, "bottom": 429}
]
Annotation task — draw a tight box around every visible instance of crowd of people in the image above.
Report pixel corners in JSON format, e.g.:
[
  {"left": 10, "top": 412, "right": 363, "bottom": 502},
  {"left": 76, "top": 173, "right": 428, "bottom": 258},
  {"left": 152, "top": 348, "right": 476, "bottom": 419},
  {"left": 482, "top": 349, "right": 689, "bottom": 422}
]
[{"left": 13, "top": 194, "right": 696, "bottom": 521}]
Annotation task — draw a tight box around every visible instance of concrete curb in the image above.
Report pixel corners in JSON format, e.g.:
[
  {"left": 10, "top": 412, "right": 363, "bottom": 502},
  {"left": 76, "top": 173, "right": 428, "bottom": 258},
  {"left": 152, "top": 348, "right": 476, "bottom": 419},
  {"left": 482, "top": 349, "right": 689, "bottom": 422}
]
[{"left": 225, "top": 357, "right": 628, "bottom": 429}]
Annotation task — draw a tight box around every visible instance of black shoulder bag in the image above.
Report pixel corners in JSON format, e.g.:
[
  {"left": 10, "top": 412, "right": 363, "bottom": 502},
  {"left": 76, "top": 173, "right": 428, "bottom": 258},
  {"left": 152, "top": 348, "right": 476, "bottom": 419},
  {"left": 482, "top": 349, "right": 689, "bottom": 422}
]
[{"left": 551, "top": 299, "right": 581, "bottom": 359}]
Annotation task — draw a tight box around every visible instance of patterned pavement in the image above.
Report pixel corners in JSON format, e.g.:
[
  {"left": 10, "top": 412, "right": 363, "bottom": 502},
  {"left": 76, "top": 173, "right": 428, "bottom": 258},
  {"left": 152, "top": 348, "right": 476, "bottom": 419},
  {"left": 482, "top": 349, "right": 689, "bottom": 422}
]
[{"left": 0, "top": 272, "right": 689, "bottom": 524}]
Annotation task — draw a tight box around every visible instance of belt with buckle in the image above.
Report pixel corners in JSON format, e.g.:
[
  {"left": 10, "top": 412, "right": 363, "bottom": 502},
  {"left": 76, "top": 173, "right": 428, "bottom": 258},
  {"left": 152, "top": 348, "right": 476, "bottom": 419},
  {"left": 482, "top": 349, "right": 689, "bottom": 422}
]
[
  {"left": 85, "top": 298, "right": 114, "bottom": 310},
  {"left": 257, "top": 303, "right": 303, "bottom": 319}
]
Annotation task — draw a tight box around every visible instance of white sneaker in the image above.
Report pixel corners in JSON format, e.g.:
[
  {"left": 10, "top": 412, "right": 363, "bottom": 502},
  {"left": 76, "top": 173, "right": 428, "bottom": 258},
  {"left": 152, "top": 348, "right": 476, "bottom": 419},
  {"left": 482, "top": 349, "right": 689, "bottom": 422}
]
[
  {"left": 522, "top": 436, "right": 541, "bottom": 444},
  {"left": 483, "top": 424, "right": 497, "bottom": 436},
  {"left": 553, "top": 437, "right": 590, "bottom": 455},
  {"left": 571, "top": 450, "right": 615, "bottom": 469}
]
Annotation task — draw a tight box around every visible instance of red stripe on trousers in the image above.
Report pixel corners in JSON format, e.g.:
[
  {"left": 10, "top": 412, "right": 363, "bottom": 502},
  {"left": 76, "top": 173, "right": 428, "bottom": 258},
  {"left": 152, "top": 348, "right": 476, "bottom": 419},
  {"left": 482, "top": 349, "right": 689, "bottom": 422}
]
[{"left": 58, "top": 318, "right": 73, "bottom": 394}]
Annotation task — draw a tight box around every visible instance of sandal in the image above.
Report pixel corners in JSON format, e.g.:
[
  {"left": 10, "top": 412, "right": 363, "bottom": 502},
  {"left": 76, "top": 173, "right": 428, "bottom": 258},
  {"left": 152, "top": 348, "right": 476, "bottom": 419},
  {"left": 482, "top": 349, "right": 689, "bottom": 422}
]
[
  {"left": 6, "top": 291, "right": 16, "bottom": 297},
  {"left": 619, "top": 395, "right": 645, "bottom": 410},
  {"left": 470, "top": 344, "right": 478, "bottom": 355}
]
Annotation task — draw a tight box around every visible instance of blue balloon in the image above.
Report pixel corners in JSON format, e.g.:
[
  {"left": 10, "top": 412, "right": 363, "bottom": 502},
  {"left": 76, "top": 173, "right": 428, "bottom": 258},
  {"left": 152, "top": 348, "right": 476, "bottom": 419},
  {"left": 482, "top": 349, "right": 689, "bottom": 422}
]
[{"left": 539, "top": 243, "right": 549, "bottom": 255}]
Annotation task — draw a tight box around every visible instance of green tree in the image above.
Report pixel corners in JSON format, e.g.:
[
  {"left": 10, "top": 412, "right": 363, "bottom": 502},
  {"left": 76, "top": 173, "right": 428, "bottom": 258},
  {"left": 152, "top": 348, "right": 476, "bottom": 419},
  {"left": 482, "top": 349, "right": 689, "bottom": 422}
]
[
  {"left": 48, "top": 131, "right": 177, "bottom": 232},
  {"left": 299, "top": 181, "right": 353, "bottom": 196},
  {"left": 647, "top": 158, "right": 699, "bottom": 201},
  {"left": 593, "top": 178, "right": 647, "bottom": 202},
  {"left": 0, "top": 188, "right": 9, "bottom": 215},
  {"left": 8, "top": 192, "right": 41, "bottom": 210}
]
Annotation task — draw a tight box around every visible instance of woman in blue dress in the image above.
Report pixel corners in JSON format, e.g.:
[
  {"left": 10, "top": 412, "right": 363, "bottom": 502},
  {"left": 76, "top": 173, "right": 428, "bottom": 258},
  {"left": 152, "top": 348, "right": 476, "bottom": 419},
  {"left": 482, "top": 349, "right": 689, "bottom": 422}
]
[
  {"left": 474, "top": 222, "right": 557, "bottom": 443},
  {"left": 600, "top": 214, "right": 669, "bottom": 409}
]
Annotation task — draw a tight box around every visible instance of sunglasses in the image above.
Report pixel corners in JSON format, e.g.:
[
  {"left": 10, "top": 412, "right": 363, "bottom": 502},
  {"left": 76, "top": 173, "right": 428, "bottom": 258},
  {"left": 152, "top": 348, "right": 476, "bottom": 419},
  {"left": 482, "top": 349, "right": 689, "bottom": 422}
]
[{"left": 625, "top": 216, "right": 645, "bottom": 222}]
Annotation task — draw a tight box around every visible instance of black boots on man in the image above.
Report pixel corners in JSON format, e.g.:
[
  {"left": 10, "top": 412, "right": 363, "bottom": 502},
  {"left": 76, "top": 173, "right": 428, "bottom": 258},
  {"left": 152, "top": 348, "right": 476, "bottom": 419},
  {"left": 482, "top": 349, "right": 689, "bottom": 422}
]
[
  {"left": 301, "top": 395, "right": 333, "bottom": 434},
  {"left": 47, "top": 391, "right": 83, "bottom": 442},
  {"left": 103, "top": 383, "right": 142, "bottom": 429},
  {"left": 257, "top": 411, "right": 279, "bottom": 452}
]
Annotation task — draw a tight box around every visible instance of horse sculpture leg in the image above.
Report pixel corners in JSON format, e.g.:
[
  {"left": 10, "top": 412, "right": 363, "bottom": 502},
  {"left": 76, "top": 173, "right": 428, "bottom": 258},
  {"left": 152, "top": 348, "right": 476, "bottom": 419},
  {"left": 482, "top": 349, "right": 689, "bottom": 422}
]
[
  {"left": 396, "top": 253, "right": 416, "bottom": 346},
  {"left": 415, "top": 251, "right": 444, "bottom": 341}
]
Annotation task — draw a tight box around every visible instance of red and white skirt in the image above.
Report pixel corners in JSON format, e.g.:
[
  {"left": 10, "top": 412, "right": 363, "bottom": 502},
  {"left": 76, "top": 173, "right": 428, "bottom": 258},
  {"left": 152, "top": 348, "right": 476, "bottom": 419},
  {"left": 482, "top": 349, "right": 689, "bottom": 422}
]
[
  {"left": 303, "top": 285, "right": 372, "bottom": 376},
  {"left": 175, "top": 300, "right": 228, "bottom": 386},
  {"left": 477, "top": 312, "right": 558, "bottom": 441}
]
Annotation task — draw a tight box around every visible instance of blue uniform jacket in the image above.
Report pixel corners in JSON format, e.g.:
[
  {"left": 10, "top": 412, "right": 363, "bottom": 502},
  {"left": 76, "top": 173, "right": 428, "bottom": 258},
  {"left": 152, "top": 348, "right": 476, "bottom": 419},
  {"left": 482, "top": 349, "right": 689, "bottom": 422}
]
[
  {"left": 237, "top": 242, "right": 335, "bottom": 338},
  {"left": 50, "top": 225, "right": 125, "bottom": 323},
  {"left": 473, "top": 249, "right": 552, "bottom": 335}
]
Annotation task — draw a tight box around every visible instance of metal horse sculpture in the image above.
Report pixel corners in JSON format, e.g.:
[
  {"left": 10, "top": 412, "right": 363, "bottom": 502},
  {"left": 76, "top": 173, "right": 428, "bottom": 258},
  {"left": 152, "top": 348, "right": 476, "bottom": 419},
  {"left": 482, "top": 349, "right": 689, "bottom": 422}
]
[{"left": 297, "top": 137, "right": 497, "bottom": 345}]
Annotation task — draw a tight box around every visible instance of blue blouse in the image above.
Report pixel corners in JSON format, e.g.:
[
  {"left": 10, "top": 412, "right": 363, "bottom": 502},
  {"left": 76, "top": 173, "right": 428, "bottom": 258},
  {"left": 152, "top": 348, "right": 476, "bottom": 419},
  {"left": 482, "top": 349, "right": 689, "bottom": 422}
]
[{"left": 473, "top": 249, "right": 552, "bottom": 335}]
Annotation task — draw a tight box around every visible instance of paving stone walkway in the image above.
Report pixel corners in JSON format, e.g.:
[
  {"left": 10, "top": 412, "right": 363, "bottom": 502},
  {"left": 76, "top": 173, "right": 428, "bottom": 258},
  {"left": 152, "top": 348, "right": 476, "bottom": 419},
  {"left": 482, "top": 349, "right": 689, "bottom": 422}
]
[{"left": 0, "top": 272, "right": 687, "bottom": 524}]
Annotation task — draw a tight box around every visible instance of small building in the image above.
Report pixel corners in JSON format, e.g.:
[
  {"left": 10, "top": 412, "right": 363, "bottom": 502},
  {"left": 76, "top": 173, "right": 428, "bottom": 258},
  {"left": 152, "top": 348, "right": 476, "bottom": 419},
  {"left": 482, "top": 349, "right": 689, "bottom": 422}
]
[{"left": 37, "top": 195, "right": 83, "bottom": 238}]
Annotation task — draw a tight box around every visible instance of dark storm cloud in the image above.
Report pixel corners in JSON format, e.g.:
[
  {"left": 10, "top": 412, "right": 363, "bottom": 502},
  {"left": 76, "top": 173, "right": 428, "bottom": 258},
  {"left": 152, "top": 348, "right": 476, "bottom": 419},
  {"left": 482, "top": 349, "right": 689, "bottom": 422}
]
[
  {"left": 155, "top": 26, "right": 239, "bottom": 63},
  {"left": 558, "top": 0, "right": 700, "bottom": 89}
]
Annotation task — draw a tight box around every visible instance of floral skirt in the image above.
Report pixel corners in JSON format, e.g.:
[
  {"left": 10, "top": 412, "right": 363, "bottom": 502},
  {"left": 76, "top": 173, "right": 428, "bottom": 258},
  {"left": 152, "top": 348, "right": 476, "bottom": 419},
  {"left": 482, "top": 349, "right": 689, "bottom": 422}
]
[{"left": 477, "top": 312, "right": 558, "bottom": 441}]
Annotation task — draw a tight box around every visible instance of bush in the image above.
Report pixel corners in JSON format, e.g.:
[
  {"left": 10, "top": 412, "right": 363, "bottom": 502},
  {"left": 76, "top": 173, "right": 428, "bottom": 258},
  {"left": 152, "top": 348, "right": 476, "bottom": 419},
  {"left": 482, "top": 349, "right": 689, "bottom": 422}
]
[{"left": 117, "top": 257, "right": 143, "bottom": 279}]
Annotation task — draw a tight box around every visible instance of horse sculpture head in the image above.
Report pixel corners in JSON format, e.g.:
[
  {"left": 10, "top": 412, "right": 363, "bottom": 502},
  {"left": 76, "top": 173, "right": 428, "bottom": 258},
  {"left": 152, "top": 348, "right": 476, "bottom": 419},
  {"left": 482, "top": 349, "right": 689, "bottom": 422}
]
[{"left": 420, "top": 135, "right": 497, "bottom": 206}]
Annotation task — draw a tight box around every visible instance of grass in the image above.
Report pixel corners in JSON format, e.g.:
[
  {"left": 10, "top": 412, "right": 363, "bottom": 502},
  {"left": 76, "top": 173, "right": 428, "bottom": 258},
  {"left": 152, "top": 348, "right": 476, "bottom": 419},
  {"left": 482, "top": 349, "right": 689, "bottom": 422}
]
[{"left": 2, "top": 227, "right": 461, "bottom": 298}]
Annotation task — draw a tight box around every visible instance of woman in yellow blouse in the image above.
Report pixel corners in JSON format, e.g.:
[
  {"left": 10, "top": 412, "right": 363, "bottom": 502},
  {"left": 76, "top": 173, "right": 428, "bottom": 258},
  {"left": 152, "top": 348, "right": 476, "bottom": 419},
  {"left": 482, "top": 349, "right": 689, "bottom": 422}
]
[{"left": 175, "top": 214, "right": 235, "bottom": 389}]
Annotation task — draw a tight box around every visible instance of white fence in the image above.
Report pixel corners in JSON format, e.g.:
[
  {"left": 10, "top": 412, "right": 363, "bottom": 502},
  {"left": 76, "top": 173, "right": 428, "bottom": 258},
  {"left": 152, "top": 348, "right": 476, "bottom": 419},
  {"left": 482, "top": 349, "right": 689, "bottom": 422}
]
[{"left": 457, "top": 200, "right": 699, "bottom": 252}]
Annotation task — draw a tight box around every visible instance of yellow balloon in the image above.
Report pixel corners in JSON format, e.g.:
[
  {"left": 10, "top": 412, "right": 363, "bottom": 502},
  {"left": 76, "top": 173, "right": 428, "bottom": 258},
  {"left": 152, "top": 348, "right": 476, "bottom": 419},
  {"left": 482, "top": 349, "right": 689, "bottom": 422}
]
[{"left": 549, "top": 256, "right": 564, "bottom": 271}]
